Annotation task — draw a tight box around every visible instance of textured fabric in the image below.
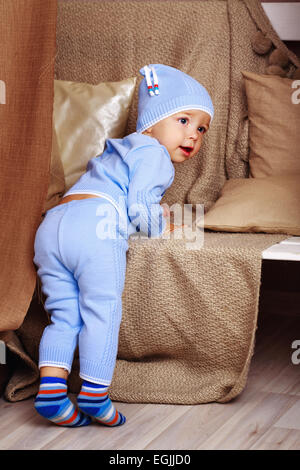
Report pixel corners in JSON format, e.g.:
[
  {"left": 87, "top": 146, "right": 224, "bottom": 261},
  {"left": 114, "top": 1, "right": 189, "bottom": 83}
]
[
  {"left": 2, "top": 0, "right": 297, "bottom": 404},
  {"left": 136, "top": 64, "right": 214, "bottom": 133},
  {"left": 64, "top": 132, "right": 174, "bottom": 238},
  {"left": 0, "top": 0, "right": 57, "bottom": 331},
  {"left": 34, "top": 199, "right": 128, "bottom": 384},
  {"left": 108, "top": 232, "right": 287, "bottom": 404},
  {"left": 53, "top": 0, "right": 299, "bottom": 211},
  {"left": 204, "top": 174, "right": 300, "bottom": 236},
  {"left": 242, "top": 71, "right": 300, "bottom": 178}
]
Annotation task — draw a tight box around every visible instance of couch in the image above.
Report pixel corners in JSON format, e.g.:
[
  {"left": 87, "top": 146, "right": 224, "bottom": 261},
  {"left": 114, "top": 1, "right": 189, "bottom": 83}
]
[{"left": 0, "top": 0, "right": 299, "bottom": 404}]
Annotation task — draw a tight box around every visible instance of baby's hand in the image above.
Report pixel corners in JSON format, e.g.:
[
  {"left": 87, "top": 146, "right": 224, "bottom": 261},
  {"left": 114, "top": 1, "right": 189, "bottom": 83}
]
[
  {"left": 161, "top": 204, "right": 188, "bottom": 235},
  {"left": 161, "top": 203, "right": 170, "bottom": 218},
  {"left": 163, "top": 222, "right": 187, "bottom": 234}
]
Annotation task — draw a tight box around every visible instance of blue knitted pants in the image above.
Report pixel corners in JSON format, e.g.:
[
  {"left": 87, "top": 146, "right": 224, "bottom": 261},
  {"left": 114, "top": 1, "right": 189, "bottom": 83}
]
[{"left": 34, "top": 198, "right": 128, "bottom": 385}]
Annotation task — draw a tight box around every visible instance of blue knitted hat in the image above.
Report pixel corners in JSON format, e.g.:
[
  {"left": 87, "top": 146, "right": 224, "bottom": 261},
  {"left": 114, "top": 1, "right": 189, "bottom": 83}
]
[{"left": 136, "top": 64, "right": 214, "bottom": 133}]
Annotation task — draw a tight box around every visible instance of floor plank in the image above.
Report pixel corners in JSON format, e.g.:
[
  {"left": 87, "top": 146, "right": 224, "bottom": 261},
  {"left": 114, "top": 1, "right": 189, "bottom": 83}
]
[
  {"left": 274, "top": 401, "right": 300, "bottom": 430},
  {"left": 197, "top": 392, "right": 298, "bottom": 450},
  {"left": 251, "top": 427, "right": 300, "bottom": 450},
  {"left": 0, "top": 310, "right": 299, "bottom": 450},
  {"left": 144, "top": 387, "right": 259, "bottom": 450}
]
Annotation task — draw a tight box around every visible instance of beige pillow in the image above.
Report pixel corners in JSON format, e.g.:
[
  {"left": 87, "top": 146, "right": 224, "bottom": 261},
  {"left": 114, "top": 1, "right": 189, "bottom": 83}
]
[
  {"left": 53, "top": 77, "right": 136, "bottom": 191},
  {"left": 242, "top": 71, "right": 300, "bottom": 178},
  {"left": 204, "top": 175, "right": 300, "bottom": 235}
]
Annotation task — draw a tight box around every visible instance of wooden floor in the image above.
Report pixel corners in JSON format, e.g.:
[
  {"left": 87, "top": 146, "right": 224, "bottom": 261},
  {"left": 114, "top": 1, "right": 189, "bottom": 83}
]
[{"left": 0, "top": 306, "right": 299, "bottom": 450}]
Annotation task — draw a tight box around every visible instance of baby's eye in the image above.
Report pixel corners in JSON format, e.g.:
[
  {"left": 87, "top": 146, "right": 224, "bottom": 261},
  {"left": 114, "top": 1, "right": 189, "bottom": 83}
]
[
  {"left": 198, "top": 126, "right": 206, "bottom": 134},
  {"left": 179, "top": 118, "right": 188, "bottom": 125}
]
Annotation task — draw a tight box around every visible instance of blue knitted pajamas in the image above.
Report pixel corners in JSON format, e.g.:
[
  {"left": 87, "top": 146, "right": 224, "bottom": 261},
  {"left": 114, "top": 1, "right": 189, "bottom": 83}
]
[{"left": 34, "top": 198, "right": 128, "bottom": 385}]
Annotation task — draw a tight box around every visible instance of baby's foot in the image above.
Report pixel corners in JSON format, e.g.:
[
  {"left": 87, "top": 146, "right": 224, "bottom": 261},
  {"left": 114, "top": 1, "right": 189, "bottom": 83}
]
[
  {"left": 77, "top": 380, "right": 126, "bottom": 426},
  {"left": 34, "top": 377, "right": 91, "bottom": 427}
]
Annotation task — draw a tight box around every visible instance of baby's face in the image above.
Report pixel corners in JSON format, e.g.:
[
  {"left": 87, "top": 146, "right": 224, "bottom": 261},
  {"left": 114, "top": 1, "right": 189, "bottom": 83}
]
[{"left": 143, "top": 109, "right": 211, "bottom": 163}]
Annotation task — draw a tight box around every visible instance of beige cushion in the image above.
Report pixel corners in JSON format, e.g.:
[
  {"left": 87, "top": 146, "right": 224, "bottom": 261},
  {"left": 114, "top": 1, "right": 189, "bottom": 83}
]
[
  {"left": 53, "top": 77, "right": 136, "bottom": 191},
  {"left": 204, "top": 175, "right": 300, "bottom": 236},
  {"left": 203, "top": 71, "right": 300, "bottom": 235},
  {"left": 242, "top": 71, "right": 300, "bottom": 178}
]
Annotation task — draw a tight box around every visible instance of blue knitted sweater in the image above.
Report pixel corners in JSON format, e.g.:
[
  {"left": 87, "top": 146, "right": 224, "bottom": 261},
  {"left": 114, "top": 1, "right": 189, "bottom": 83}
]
[{"left": 64, "top": 132, "right": 175, "bottom": 238}]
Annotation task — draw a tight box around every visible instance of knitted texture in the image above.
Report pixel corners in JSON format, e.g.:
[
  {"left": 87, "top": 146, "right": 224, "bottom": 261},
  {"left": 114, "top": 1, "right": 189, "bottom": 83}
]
[
  {"left": 109, "top": 232, "right": 286, "bottom": 404},
  {"left": 54, "top": 0, "right": 299, "bottom": 211},
  {"left": 2, "top": 0, "right": 296, "bottom": 404},
  {"left": 136, "top": 64, "right": 214, "bottom": 133},
  {"left": 5, "top": 232, "right": 285, "bottom": 404}
]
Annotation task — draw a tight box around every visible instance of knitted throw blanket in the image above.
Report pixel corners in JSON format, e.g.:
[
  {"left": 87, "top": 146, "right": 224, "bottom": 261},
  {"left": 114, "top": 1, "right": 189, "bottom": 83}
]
[
  {"left": 112, "top": 233, "right": 288, "bottom": 404},
  {"left": 3, "top": 0, "right": 297, "bottom": 403}
]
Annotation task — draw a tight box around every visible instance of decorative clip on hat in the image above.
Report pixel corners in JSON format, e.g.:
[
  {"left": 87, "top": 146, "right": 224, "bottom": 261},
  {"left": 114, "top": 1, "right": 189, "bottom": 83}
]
[{"left": 143, "top": 65, "right": 160, "bottom": 96}]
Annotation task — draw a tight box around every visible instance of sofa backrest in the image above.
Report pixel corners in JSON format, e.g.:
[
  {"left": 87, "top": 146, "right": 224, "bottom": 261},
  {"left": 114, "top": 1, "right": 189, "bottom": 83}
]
[{"left": 55, "top": 0, "right": 299, "bottom": 210}]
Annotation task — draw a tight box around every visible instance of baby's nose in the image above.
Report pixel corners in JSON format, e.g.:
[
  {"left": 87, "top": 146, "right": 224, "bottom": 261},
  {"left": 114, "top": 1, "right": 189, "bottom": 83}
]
[{"left": 188, "top": 128, "right": 198, "bottom": 139}]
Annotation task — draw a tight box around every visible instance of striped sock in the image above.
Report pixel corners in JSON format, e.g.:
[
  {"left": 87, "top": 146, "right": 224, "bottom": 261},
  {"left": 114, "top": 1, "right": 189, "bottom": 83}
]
[
  {"left": 34, "top": 377, "right": 91, "bottom": 427},
  {"left": 77, "top": 380, "right": 126, "bottom": 426}
]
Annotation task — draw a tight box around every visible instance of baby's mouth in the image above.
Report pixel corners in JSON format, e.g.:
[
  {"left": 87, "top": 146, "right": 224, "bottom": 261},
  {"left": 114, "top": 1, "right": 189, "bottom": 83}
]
[{"left": 179, "top": 146, "right": 193, "bottom": 157}]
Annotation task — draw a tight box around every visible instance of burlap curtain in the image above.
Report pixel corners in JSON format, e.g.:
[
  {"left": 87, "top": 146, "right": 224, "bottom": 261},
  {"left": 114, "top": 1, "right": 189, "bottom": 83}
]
[{"left": 0, "top": 0, "right": 57, "bottom": 332}]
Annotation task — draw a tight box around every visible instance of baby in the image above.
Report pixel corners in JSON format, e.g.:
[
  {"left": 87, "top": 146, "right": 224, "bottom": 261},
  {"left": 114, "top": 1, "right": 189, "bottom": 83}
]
[{"left": 33, "top": 64, "right": 214, "bottom": 427}]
